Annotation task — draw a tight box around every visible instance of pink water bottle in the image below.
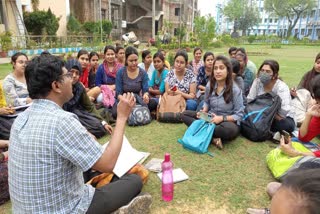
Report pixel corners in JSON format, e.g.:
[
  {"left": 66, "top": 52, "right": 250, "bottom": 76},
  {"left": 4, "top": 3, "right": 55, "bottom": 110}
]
[{"left": 161, "top": 153, "right": 174, "bottom": 201}]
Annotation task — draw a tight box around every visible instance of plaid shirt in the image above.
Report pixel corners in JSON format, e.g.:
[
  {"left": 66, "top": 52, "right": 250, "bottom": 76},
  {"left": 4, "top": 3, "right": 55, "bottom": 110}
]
[{"left": 9, "top": 99, "right": 103, "bottom": 214}]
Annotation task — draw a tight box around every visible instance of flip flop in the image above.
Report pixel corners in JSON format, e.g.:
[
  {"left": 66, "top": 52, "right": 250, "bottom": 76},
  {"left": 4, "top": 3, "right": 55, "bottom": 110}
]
[{"left": 246, "top": 208, "right": 270, "bottom": 214}]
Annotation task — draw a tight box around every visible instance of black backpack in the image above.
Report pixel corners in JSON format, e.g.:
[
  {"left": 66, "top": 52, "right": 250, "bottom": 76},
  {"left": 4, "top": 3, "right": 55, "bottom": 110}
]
[{"left": 241, "top": 92, "right": 281, "bottom": 142}]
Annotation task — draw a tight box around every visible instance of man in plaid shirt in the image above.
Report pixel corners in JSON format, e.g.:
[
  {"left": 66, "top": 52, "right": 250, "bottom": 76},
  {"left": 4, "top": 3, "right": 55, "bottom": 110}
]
[{"left": 8, "top": 55, "right": 151, "bottom": 214}]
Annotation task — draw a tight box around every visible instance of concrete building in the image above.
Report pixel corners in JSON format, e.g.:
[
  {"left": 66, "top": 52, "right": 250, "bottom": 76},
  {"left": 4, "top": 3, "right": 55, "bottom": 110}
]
[
  {"left": 214, "top": 0, "right": 320, "bottom": 40},
  {"left": 123, "top": 0, "right": 198, "bottom": 42}
]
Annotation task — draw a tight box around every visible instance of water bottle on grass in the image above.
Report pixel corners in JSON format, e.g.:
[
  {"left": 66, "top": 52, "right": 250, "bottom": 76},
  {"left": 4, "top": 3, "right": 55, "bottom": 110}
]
[{"left": 161, "top": 153, "right": 173, "bottom": 201}]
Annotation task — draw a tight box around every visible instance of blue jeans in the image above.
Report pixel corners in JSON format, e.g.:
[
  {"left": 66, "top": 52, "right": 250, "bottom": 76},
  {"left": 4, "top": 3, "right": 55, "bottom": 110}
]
[{"left": 186, "top": 99, "right": 198, "bottom": 111}]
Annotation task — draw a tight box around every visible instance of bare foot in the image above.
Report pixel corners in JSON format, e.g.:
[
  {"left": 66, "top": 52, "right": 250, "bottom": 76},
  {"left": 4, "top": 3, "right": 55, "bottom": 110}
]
[{"left": 212, "top": 138, "right": 223, "bottom": 149}]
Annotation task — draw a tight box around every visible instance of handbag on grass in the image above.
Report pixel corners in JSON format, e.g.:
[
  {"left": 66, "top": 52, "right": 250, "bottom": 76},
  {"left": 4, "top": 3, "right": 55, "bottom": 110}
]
[
  {"left": 178, "top": 119, "right": 215, "bottom": 156},
  {"left": 157, "top": 92, "right": 186, "bottom": 123},
  {"left": 266, "top": 138, "right": 320, "bottom": 180}
]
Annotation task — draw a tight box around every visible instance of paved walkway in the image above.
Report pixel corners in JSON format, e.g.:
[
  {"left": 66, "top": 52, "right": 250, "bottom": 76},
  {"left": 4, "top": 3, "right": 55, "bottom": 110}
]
[{"left": 0, "top": 57, "right": 10, "bottom": 64}]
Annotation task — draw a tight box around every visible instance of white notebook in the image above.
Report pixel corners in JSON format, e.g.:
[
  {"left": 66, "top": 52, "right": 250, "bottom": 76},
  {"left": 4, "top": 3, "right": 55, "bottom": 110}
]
[
  {"left": 101, "top": 136, "right": 145, "bottom": 178},
  {"left": 157, "top": 168, "right": 189, "bottom": 183}
]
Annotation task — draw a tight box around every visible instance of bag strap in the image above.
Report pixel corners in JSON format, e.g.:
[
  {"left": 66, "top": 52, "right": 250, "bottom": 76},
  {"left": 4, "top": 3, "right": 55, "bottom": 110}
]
[{"left": 242, "top": 106, "right": 269, "bottom": 123}]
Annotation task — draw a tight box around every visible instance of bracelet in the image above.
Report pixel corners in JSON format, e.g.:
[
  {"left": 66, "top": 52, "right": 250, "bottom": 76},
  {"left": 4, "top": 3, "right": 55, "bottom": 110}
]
[{"left": 101, "top": 121, "right": 107, "bottom": 126}]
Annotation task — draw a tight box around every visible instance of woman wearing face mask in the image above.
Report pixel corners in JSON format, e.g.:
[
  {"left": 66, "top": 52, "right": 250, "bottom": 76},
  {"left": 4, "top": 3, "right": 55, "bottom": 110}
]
[
  {"left": 3, "top": 52, "right": 32, "bottom": 107},
  {"left": 247, "top": 60, "right": 295, "bottom": 134}
]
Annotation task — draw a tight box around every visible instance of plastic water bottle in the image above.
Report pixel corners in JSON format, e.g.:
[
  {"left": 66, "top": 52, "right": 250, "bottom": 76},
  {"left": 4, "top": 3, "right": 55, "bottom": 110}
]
[{"left": 161, "top": 153, "right": 174, "bottom": 201}]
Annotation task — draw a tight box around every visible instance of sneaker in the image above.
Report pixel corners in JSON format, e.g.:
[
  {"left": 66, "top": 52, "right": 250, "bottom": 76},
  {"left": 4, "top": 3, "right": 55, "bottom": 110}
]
[{"left": 112, "top": 193, "right": 152, "bottom": 214}]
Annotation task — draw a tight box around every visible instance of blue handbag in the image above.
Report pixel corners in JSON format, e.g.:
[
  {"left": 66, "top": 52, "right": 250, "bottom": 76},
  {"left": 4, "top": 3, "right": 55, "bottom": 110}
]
[{"left": 178, "top": 119, "right": 215, "bottom": 156}]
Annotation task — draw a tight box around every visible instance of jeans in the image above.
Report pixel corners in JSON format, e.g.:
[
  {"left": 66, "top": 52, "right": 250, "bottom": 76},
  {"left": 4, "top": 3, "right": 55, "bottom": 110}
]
[
  {"left": 186, "top": 99, "right": 198, "bottom": 111},
  {"left": 86, "top": 174, "right": 142, "bottom": 214}
]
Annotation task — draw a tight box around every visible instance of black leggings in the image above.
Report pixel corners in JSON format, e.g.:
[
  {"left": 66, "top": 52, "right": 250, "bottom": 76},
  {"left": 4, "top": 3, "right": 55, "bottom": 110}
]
[
  {"left": 86, "top": 174, "right": 143, "bottom": 214},
  {"left": 180, "top": 110, "right": 240, "bottom": 142}
]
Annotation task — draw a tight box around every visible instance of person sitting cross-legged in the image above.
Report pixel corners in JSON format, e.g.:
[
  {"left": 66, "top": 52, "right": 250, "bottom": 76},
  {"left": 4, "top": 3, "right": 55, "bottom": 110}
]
[{"left": 8, "top": 55, "right": 152, "bottom": 214}]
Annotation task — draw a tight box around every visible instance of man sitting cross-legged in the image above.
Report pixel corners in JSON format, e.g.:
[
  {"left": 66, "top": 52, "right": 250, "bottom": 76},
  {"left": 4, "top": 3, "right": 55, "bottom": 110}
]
[{"left": 8, "top": 55, "right": 151, "bottom": 214}]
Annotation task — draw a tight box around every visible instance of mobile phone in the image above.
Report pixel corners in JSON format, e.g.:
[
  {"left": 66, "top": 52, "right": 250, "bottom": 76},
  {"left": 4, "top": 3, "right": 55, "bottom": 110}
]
[
  {"left": 199, "top": 112, "right": 212, "bottom": 122},
  {"left": 171, "top": 85, "right": 177, "bottom": 91},
  {"left": 281, "top": 130, "right": 290, "bottom": 144}
]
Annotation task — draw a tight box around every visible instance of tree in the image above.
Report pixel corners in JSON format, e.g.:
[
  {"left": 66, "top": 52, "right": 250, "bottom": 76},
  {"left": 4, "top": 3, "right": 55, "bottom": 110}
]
[
  {"left": 264, "top": 0, "right": 314, "bottom": 38},
  {"left": 67, "top": 15, "right": 82, "bottom": 34},
  {"left": 193, "top": 15, "right": 216, "bottom": 47},
  {"left": 223, "top": 0, "right": 260, "bottom": 36},
  {"left": 24, "top": 9, "right": 60, "bottom": 35}
]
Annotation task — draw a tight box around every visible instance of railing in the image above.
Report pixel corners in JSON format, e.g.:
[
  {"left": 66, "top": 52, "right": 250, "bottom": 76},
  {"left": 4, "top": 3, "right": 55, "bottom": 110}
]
[{"left": 10, "top": 35, "right": 113, "bottom": 51}]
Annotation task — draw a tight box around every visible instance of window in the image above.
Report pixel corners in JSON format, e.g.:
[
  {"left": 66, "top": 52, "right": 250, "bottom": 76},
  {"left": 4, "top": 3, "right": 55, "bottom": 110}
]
[
  {"left": 269, "top": 18, "right": 272, "bottom": 23},
  {"left": 275, "top": 19, "right": 278, "bottom": 23},
  {"left": 111, "top": 4, "right": 119, "bottom": 29},
  {"left": 101, "top": 9, "right": 106, "bottom": 20},
  {"left": 175, "top": 8, "right": 180, "bottom": 16},
  {"left": 174, "top": 28, "right": 178, "bottom": 36},
  {"left": 264, "top": 18, "right": 267, "bottom": 23}
]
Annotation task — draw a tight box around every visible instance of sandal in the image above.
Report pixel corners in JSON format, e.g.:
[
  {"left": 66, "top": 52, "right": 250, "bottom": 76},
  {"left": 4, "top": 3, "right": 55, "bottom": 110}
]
[
  {"left": 213, "top": 138, "right": 223, "bottom": 150},
  {"left": 246, "top": 208, "right": 270, "bottom": 214}
]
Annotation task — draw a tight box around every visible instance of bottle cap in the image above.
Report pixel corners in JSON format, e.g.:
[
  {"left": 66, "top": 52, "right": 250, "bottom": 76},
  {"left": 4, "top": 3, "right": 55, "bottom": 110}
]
[{"left": 164, "top": 153, "right": 170, "bottom": 162}]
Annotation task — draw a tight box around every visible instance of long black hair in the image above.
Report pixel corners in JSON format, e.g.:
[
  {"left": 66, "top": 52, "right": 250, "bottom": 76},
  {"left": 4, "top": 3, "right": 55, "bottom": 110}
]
[
  {"left": 208, "top": 55, "right": 233, "bottom": 103},
  {"left": 300, "top": 53, "right": 320, "bottom": 92}
]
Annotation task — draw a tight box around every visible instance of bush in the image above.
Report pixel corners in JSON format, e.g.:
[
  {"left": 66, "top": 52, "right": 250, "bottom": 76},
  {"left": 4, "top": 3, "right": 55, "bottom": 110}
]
[
  {"left": 67, "top": 15, "right": 82, "bottom": 34},
  {"left": 210, "top": 40, "right": 223, "bottom": 48},
  {"left": 247, "top": 35, "right": 256, "bottom": 44},
  {"left": 82, "top": 21, "right": 98, "bottom": 34},
  {"left": 271, "top": 44, "right": 281, "bottom": 49},
  {"left": 24, "top": 9, "right": 60, "bottom": 35}
]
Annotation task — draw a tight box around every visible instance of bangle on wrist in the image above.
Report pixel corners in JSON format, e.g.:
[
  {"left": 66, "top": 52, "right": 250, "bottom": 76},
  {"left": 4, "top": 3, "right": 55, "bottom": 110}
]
[{"left": 101, "top": 121, "right": 107, "bottom": 126}]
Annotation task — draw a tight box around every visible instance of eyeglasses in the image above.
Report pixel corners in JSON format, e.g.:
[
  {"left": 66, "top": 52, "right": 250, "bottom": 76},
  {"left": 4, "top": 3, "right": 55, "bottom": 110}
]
[{"left": 59, "top": 72, "right": 73, "bottom": 79}]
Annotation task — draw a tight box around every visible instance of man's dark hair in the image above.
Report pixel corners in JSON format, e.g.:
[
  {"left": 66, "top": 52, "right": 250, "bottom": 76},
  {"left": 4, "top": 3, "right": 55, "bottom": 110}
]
[
  {"left": 311, "top": 74, "right": 320, "bottom": 99},
  {"left": 230, "top": 58, "right": 240, "bottom": 75},
  {"left": 25, "top": 55, "right": 65, "bottom": 99},
  {"left": 228, "top": 47, "right": 237, "bottom": 55},
  {"left": 282, "top": 168, "right": 320, "bottom": 214}
]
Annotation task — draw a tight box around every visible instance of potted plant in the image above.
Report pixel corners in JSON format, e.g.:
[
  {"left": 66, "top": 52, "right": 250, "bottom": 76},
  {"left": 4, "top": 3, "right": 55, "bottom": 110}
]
[{"left": 0, "top": 31, "right": 12, "bottom": 57}]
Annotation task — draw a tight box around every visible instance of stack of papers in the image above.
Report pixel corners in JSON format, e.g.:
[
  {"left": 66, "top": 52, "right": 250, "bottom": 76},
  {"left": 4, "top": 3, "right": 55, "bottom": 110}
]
[{"left": 157, "top": 168, "right": 189, "bottom": 183}]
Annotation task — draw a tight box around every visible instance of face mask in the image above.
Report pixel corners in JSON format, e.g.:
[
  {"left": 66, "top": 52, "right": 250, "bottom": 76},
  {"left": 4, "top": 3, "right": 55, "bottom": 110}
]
[{"left": 259, "top": 72, "right": 272, "bottom": 85}]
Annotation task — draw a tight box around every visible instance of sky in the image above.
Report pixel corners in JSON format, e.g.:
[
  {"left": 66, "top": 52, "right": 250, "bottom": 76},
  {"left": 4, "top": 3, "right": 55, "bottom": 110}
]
[{"left": 198, "top": 0, "right": 218, "bottom": 16}]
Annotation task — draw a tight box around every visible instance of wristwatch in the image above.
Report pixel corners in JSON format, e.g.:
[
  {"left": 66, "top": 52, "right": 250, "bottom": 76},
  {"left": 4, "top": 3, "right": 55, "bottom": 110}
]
[
  {"left": 101, "top": 121, "right": 107, "bottom": 126},
  {"left": 223, "top": 115, "right": 227, "bottom": 122}
]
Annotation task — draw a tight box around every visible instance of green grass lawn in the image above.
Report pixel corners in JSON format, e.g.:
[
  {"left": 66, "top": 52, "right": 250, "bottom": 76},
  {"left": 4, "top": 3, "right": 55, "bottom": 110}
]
[{"left": 0, "top": 45, "right": 319, "bottom": 213}]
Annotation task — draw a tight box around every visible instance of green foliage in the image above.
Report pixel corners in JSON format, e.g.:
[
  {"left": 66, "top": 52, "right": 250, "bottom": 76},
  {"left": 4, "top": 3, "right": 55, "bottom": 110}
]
[
  {"left": 223, "top": 0, "right": 260, "bottom": 35},
  {"left": 0, "top": 31, "right": 12, "bottom": 51},
  {"left": 23, "top": 9, "right": 60, "bottom": 35},
  {"left": 220, "top": 34, "right": 236, "bottom": 46},
  {"left": 100, "top": 20, "right": 113, "bottom": 37},
  {"left": 82, "top": 21, "right": 98, "bottom": 34},
  {"left": 271, "top": 44, "right": 282, "bottom": 49},
  {"left": 248, "top": 35, "right": 256, "bottom": 44},
  {"left": 264, "top": 0, "right": 314, "bottom": 38},
  {"left": 193, "top": 15, "right": 216, "bottom": 48},
  {"left": 167, "top": 51, "right": 175, "bottom": 67},
  {"left": 176, "top": 25, "right": 186, "bottom": 45},
  {"left": 67, "top": 15, "right": 82, "bottom": 34},
  {"left": 46, "top": 9, "right": 59, "bottom": 36}
]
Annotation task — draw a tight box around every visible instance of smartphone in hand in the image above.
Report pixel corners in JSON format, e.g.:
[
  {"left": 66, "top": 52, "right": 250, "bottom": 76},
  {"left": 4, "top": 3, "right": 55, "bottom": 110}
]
[
  {"left": 281, "top": 130, "right": 290, "bottom": 144},
  {"left": 199, "top": 112, "right": 212, "bottom": 122},
  {"left": 171, "top": 85, "right": 177, "bottom": 91}
]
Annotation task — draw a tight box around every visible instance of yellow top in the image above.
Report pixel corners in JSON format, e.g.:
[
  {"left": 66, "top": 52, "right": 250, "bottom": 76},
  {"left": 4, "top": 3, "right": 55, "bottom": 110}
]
[
  {"left": 0, "top": 83, "right": 7, "bottom": 108},
  {"left": 164, "top": 60, "right": 171, "bottom": 70}
]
